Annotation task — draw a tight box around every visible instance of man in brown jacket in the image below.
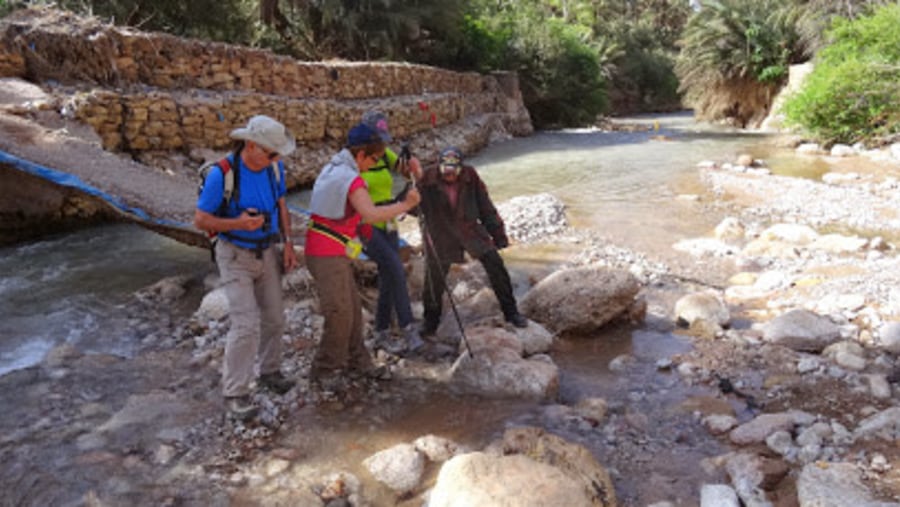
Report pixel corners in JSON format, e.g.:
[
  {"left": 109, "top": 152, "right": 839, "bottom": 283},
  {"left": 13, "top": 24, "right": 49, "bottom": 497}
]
[{"left": 414, "top": 146, "right": 528, "bottom": 336}]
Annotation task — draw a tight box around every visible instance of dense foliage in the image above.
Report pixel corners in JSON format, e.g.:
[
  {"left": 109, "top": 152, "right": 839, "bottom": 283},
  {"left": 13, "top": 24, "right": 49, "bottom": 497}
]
[
  {"left": 675, "top": 0, "right": 805, "bottom": 126},
  {"left": 5, "top": 0, "right": 897, "bottom": 134},
  {"left": 5, "top": 0, "right": 689, "bottom": 128},
  {"left": 783, "top": 3, "right": 900, "bottom": 144},
  {"left": 52, "top": 0, "right": 259, "bottom": 44}
]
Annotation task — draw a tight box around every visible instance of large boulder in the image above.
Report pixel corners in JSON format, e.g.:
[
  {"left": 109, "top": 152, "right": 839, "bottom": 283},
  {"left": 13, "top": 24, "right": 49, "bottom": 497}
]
[
  {"left": 448, "top": 327, "right": 559, "bottom": 400},
  {"left": 762, "top": 309, "right": 841, "bottom": 352},
  {"left": 429, "top": 427, "right": 616, "bottom": 507},
  {"left": 520, "top": 267, "right": 640, "bottom": 335},
  {"left": 428, "top": 452, "right": 591, "bottom": 507}
]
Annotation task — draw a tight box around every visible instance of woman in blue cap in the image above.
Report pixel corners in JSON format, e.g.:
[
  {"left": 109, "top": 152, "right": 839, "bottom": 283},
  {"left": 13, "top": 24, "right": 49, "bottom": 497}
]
[{"left": 305, "top": 122, "right": 420, "bottom": 384}]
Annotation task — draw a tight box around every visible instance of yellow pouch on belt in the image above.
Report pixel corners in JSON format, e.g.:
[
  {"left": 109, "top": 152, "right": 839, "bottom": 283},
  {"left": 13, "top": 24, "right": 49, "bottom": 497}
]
[
  {"left": 310, "top": 220, "right": 363, "bottom": 259},
  {"left": 345, "top": 237, "right": 363, "bottom": 259}
]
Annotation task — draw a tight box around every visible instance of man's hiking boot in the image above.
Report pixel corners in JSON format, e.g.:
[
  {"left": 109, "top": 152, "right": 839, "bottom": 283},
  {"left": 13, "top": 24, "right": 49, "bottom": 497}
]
[
  {"left": 225, "top": 395, "right": 258, "bottom": 421},
  {"left": 403, "top": 324, "right": 425, "bottom": 354},
  {"left": 349, "top": 365, "right": 392, "bottom": 381},
  {"left": 419, "top": 321, "right": 439, "bottom": 338},
  {"left": 259, "top": 371, "right": 295, "bottom": 395},
  {"left": 506, "top": 313, "right": 529, "bottom": 329}
]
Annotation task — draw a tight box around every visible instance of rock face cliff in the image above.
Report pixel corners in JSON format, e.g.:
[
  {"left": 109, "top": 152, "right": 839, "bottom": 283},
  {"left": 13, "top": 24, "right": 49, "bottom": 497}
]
[{"left": 0, "top": 8, "right": 533, "bottom": 244}]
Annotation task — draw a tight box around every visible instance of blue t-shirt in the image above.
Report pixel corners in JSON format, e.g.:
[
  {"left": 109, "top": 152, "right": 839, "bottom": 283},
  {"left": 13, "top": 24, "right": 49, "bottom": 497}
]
[{"left": 197, "top": 155, "right": 287, "bottom": 249}]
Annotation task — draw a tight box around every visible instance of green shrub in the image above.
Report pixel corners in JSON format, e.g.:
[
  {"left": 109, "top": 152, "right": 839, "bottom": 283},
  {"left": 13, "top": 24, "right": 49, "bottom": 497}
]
[
  {"left": 783, "top": 4, "right": 900, "bottom": 144},
  {"left": 509, "top": 16, "right": 606, "bottom": 128}
]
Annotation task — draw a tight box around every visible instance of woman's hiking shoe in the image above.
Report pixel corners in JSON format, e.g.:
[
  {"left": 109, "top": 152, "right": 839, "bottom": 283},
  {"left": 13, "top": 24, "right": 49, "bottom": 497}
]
[
  {"left": 259, "top": 371, "right": 295, "bottom": 395},
  {"left": 403, "top": 324, "right": 425, "bottom": 353},
  {"left": 225, "top": 395, "right": 258, "bottom": 421},
  {"left": 377, "top": 333, "right": 408, "bottom": 355}
]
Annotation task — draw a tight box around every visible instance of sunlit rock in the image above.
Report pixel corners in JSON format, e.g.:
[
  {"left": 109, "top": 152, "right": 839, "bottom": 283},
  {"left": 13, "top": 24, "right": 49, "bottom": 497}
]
[
  {"left": 714, "top": 217, "right": 746, "bottom": 244},
  {"left": 448, "top": 327, "right": 558, "bottom": 400},
  {"left": 762, "top": 309, "right": 841, "bottom": 352},
  {"left": 675, "top": 292, "right": 730, "bottom": 328},
  {"left": 362, "top": 443, "right": 425, "bottom": 494},
  {"left": 520, "top": 266, "right": 640, "bottom": 335},
  {"left": 797, "top": 462, "right": 893, "bottom": 507}
]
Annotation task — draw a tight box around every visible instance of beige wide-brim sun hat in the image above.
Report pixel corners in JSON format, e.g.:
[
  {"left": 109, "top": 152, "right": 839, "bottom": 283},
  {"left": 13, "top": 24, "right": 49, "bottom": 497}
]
[{"left": 229, "top": 115, "right": 297, "bottom": 157}]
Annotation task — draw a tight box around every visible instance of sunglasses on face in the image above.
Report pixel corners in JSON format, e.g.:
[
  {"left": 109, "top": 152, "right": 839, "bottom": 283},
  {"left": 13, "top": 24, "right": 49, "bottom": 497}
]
[{"left": 254, "top": 143, "right": 279, "bottom": 160}]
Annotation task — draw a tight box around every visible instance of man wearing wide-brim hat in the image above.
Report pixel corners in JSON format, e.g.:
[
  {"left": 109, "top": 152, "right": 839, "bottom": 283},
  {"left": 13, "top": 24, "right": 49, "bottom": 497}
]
[{"left": 194, "top": 114, "right": 298, "bottom": 420}]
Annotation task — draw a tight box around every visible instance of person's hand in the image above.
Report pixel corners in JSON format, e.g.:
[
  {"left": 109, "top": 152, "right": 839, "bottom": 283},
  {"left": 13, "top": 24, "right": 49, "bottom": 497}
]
[
  {"left": 282, "top": 241, "right": 299, "bottom": 272},
  {"left": 407, "top": 157, "right": 424, "bottom": 181},
  {"left": 236, "top": 210, "right": 265, "bottom": 231},
  {"left": 403, "top": 187, "right": 421, "bottom": 210}
]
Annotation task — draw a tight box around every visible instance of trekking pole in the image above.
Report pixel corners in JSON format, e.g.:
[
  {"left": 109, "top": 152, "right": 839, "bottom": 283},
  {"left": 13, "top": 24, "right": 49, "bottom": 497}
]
[{"left": 402, "top": 145, "right": 475, "bottom": 359}]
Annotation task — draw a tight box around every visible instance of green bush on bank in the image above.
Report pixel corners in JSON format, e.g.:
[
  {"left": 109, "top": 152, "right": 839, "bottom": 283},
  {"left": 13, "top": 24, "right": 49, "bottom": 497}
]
[
  {"left": 509, "top": 17, "right": 606, "bottom": 128},
  {"left": 783, "top": 4, "right": 900, "bottom": 144},
  {"left": 448, "top": 3, "right": 606, "bottom": 129}
]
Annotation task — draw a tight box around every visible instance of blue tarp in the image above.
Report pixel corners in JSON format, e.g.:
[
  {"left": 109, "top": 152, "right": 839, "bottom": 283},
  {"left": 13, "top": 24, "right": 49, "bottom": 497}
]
[{"left": 0, "top": 148, "right": 187, "bottom": 228}]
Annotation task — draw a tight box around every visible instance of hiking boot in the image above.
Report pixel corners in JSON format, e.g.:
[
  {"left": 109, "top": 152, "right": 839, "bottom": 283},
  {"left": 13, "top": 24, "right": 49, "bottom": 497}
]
[
  {"left": 225, "top": 395, "right": 258, "bottom": 421},
  {"left": 373, "top": 328, "right": 390, "bottom": 343},
  {"left": 259, "top": 371, "right": 295, "bottom": 395},
  {"left": 506, "top": 313, "right": 529, "bottom": 329},
  {"left": 374, "top": 329, "right": 407, "bottom": 355},
  {"left": 349, "top": 365, "right": 392, "bottom": 381},
  {"left": 382, "top": 339, "right": 408, "bottom": 355},
  {"left": 403, "top": 324, "right": 425, "bottom": 353},
  {"left": 420, "top": 321, "right": 439, "bottom": 337}
]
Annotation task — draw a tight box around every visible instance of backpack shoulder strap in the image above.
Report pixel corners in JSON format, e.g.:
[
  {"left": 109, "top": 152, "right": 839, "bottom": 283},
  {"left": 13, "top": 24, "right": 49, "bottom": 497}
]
[{"left": 219, "top": 157, "right": 234, "bottom": 202}]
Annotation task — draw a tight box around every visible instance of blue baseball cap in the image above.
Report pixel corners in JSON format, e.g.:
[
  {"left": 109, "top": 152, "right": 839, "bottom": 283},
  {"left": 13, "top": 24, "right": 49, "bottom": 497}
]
[{"left": 347, "top": 123, "right": 382, "bottom": 147}]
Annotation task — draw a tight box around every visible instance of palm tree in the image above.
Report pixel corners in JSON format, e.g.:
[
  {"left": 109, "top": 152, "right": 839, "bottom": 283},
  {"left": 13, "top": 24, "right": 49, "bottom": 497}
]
[{"left": 675, "top": 0, "right": 804, "bottom": 126}]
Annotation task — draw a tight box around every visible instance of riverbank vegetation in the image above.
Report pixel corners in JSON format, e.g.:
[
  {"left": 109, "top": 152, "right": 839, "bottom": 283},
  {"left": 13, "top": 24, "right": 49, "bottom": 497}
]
[
  {"left": 3, "top": 0, "right": 898, "bottom": 138},
  {"left": 782, "top": 3, "right": 900, "bottom": 145}
]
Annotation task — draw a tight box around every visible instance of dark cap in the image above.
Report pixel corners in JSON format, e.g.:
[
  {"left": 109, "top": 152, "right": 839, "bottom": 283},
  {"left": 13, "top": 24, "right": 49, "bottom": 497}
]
[
  {"left": 361, "top": 110, "right": 392, "bottom": 142},
  {"left": 347, "top": 123, "right": 382, "bottom": 147}
]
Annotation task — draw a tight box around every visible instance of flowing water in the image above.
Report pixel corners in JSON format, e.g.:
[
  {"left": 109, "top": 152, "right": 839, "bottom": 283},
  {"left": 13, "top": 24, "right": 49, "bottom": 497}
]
[{"left": 0, "top": 112, "right": 826, "bottom": 503}]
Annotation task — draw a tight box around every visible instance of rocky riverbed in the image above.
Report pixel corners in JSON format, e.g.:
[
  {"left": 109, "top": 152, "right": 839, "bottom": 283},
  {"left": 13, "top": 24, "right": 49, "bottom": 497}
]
[{"left": 2, "top": 141, "right": 900, "bottom": 506}]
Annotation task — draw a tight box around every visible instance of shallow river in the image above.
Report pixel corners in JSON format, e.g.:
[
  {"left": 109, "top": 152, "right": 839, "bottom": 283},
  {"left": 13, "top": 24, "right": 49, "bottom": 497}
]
[{"left": 0, "top": 112, "right": 824, "bottom": 503}]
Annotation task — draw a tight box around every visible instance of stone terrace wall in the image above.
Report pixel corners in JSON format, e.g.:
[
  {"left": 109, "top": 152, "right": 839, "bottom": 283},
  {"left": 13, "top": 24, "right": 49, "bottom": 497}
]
[{"left": 0, "top": 9, "right": 532, "bottom": 187}]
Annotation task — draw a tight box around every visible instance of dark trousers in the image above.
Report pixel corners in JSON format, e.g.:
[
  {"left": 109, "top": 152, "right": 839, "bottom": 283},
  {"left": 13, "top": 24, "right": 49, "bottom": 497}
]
[
  {"left": 423, "top": 249, "right": 519, "bottom": 328},
  {"left": 363, "top": 227, "right": 413, "bottom": 331}
]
